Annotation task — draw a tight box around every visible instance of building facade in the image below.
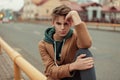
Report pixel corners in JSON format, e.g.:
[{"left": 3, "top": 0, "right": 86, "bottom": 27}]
[
  {"left": 21, "top": 0, "right": 37, "bottom": 20},
  {"left": 101, "top": 0, "right": 120, "bottom": 7},
  {"left": 21, "top": 0, "right": 120, "bottom": 24}
]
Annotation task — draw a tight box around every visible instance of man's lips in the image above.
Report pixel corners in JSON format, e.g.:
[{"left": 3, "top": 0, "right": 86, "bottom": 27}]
[{"left": 61, "top": 31, "right": 66, "bottom": 34}]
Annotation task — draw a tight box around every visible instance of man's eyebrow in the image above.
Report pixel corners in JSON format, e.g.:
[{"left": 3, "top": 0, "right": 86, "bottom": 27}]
[{"left": 56, "top": 22, "right": 61, "bottom": 24}]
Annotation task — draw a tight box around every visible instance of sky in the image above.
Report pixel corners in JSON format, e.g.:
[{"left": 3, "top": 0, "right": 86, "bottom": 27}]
[
  {"left": 77, "top": 0, "right": 99, "bottom": 3},
  {"left": 92, "top": 0, "right": 99, "bottom": 3},
  {"left": 0, "top": 0, "right": 24, "bottom": 11}
]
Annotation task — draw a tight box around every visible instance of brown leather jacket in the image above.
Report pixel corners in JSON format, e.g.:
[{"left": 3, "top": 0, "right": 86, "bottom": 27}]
[{"left": 39, "top": 22, "right": 92, "bottom": 80}]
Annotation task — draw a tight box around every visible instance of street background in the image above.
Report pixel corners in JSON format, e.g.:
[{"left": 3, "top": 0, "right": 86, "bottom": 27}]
[
  {"left": 1, "top": 0, "right": 120, "bottom": 80},
  {"left": 0, "top": 22, "right": 120, "bottom": 80}
]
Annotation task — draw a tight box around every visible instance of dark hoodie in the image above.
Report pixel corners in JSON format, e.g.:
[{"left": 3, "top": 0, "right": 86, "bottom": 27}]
[{"left": 44, "top": 27, "right": 73, "bottom": 61}]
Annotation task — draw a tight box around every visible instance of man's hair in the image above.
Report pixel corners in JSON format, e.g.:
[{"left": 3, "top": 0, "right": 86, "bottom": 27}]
[{"left": 51, "top": 5, "right": 71, "bottom": 20}]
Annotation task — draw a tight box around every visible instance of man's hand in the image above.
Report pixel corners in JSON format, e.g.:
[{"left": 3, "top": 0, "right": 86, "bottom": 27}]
[
  {"left": 69, "top": 54, "right": 94, "bottom": 71},
  {"left": 65, "top": 10, "right": 82, "bottom": 26}
]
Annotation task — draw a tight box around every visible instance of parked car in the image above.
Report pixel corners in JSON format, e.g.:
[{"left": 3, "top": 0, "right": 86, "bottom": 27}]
[{"left": 2, "top": 18, "right": 10, "bottom": 23}]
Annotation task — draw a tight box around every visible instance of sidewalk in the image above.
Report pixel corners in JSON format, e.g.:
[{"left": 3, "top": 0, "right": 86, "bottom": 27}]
[
  {"left": 0, "top": 51, "right": 29, "bottom": 80},
  {"left": 0, "top": 51, "right": 14, "bottom": 80},
  {"left": 86, "top": 22, "right": 120, "bottom": 32}
]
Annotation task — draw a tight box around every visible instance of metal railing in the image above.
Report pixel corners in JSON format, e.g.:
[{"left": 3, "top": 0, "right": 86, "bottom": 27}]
[{"left": 0, "top": 37, "right": 47, "bottom": 80}]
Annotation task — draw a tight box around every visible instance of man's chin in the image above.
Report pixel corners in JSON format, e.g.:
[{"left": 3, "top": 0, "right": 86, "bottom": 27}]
[{"left": 60, "top": 34, "right": 67, "bottom": 37}]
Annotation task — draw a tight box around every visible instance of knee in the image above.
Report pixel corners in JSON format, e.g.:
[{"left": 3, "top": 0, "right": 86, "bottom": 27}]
[{"left": 75, "top": 48, "right": 93, "bottom": 58}]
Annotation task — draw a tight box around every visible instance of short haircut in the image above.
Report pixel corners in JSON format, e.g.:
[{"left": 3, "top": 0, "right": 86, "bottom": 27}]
[{"left": 51, "top": 5, "right": 71, "bottom": 21}]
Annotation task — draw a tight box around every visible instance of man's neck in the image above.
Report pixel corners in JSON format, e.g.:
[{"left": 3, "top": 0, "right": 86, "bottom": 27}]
[{"left": 53, "top": 34, "right": 63, "bottom": 41}]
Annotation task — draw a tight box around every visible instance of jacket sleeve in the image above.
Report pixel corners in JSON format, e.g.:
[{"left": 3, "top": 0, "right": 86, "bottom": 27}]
[
  {"left": 38, "top": 41, "right": 72, "bottom": 79},
  {"left": 74, "top": 22, "right": 92, "bottom": 48}
]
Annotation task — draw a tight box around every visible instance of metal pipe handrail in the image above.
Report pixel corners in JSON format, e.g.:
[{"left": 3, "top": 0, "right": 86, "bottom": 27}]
[{"left": 0, "top": 37, "right": 47, "bottom": 80}]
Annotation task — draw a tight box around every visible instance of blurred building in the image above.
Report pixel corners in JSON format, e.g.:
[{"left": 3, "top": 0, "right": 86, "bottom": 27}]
[
  {"left": 21, "top": 0, "right": 120, "bottom": 24},
  {"left": 21, "top": 0, "right": 37, "bottom": 20},
  {"left": 35, "top": 0, "right": 61, "bottom": 20},
  {"left": 21, "top": 0, "right": 80, "bottom": 20},
  {"left": 79, "top": 2, "right": 120, "bottom": 23},
  {"left": 101, "top": 0, "right": 120, "bottom": 7}
]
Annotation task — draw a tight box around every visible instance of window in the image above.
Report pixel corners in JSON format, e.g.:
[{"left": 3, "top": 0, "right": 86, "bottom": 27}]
[{"left": 93, "top": 10, "right": 97, "bottom": 18}]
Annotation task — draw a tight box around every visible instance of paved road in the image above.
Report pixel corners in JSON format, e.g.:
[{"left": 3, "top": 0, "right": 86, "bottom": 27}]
[{"left": 0, "top": 22, "right": 120, "bottom": 80}]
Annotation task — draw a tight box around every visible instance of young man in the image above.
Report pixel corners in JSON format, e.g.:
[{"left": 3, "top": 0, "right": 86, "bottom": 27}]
[{"left": 39, "top": 5, "right": 96, "bottom": 80}]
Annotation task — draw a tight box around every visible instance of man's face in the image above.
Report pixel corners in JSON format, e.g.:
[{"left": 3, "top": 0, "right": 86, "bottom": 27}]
[{"left": 52, "top": 16, "right": 72, "bottom": 37}]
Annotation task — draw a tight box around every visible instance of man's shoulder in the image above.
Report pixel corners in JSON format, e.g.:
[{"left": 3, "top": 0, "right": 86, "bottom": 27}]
[
  {"left": 38, "top": 40, "right": 46, "bottom": 47},
  {"left": 38, "top": 40, "right": 51, "bottom": 46}
]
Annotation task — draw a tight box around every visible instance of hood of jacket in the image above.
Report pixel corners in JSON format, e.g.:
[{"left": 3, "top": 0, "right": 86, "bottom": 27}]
[{"left": 44, "top": 27, "right": 73, "bottom": 44}]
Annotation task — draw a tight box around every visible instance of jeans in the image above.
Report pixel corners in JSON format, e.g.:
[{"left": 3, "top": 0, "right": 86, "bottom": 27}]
[{"left": 62, "top": 48, "right": 96, "bottom": 80}]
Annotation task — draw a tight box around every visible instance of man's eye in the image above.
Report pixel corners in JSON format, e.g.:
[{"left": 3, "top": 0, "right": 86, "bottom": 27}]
[
  {"left": 56, "top": 22, "right": 61, "bottom": 25},
  {"left": 64, "top": 23, "right": 68, "bottom": 26}
]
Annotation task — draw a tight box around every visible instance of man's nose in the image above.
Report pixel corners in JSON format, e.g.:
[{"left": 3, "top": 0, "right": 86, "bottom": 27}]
[{"left": 61, "top": 25, "right": 65, "bottom": 29}]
